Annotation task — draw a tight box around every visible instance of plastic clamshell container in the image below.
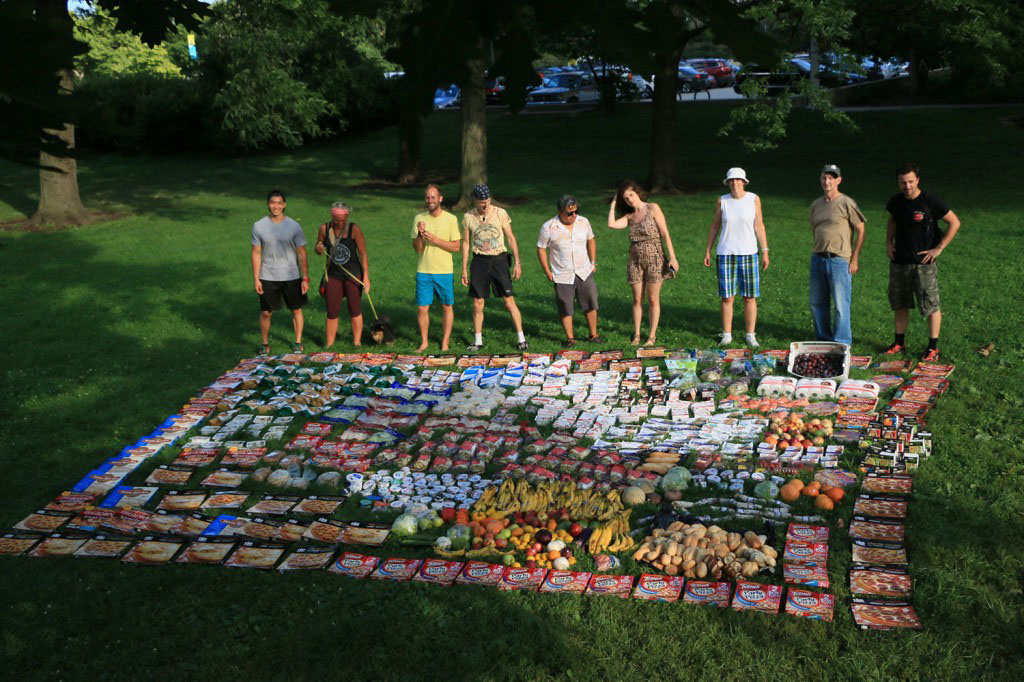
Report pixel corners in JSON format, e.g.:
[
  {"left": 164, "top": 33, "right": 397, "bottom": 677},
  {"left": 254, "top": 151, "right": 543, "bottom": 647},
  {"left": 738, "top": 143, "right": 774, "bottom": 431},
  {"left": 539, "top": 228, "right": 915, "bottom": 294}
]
[{"left": 787, "top": 341, "right": 851, "bottom": 381}]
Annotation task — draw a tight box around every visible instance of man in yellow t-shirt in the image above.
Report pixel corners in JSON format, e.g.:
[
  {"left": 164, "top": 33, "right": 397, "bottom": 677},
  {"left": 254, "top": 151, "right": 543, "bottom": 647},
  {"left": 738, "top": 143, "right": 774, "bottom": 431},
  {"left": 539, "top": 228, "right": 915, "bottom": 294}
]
[
  {"left": 460, "top": 184, "right": 528, "bottom": 352},
  {"left": 411, "top": 184, "right": 461, "bottom": 351}
]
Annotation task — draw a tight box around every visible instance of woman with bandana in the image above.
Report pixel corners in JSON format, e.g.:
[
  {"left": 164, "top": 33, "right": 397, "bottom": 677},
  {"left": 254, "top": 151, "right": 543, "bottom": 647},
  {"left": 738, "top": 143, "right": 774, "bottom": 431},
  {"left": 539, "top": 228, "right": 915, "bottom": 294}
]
[{"left": 315, "top": 202, "right": 370, "bottom": 346}]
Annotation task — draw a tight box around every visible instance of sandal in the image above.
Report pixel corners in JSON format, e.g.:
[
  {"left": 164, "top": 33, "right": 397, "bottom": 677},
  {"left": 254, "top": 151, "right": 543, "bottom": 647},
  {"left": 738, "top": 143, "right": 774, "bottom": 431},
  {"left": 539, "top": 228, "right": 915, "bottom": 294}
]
[
  {"left": 563, "top": 338, "right": 576, "bottom": 348},
  {"left": 630, "top": 335, "right": 642, "bottom": 345},
  {"left": 587, "top": 335, "right": 603, "bottom": 344},
  {"left": 291, "top": 342, "right": 304, "bottom": 353},
  {"left": 257, "top": 343, "right": 270, "bottom": 356},
  {"left": 643, "top": 337, "right": 657, "bottom": 347}
]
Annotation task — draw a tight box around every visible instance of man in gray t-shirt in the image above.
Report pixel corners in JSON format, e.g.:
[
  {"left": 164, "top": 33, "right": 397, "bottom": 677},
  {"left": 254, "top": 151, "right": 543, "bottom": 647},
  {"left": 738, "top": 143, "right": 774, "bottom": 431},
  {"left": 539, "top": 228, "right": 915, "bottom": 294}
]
[{"left": 251, "top": 189, "right": 309, "bottom": 354}]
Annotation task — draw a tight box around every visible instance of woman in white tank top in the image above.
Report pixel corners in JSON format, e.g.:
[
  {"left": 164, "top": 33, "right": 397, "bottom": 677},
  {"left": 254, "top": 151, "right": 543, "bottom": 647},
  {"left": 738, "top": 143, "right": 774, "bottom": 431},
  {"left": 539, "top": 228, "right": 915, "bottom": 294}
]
[{"left": 703, "top": 168, "right": 769, "bottom": 347}]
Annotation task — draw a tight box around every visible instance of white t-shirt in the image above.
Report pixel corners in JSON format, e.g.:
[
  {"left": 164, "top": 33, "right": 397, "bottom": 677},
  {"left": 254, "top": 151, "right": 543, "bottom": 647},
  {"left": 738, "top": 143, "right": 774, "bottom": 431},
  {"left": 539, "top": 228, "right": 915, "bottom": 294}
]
[
  {"left": 717, "top": 192, "right": 758, "bottom": 256},
  {"left": 537, "top": 216, "right": 595, "bottom": 285}
]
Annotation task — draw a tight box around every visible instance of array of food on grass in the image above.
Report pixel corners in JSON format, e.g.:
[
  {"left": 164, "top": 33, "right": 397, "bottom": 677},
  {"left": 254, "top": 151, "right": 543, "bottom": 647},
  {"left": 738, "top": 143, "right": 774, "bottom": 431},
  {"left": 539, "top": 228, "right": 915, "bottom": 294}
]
[{"left": 2, "top": 346, "right": 954, "bottom": 628}]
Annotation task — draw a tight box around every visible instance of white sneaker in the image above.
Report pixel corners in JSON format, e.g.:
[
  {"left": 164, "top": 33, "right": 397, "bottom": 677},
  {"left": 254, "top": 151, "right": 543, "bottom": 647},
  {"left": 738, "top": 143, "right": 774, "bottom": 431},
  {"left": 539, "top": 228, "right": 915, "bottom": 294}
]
[
  {"left": 746, "top": 333, "right": 759, "bottom": 348},
  {"left": 719, "top": 332, "right": 733, "bottom": 345}
]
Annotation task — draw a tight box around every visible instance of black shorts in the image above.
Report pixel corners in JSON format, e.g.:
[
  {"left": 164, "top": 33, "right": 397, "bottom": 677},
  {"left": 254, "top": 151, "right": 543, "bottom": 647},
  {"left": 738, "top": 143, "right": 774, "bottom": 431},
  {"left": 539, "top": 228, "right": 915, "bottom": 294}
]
[
  {"left": 259, "top": 278, "right": 307, "bottom": 312},
  {"left": 469, "top": 254, "right": 514, "bottom": 299}
]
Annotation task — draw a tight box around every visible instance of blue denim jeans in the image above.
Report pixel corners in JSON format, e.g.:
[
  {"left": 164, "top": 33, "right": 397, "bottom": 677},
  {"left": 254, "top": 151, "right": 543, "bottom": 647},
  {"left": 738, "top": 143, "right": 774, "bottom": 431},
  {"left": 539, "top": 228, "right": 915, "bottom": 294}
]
[{"left": 809, "top": 254, "right": 852, "bottom": 346}]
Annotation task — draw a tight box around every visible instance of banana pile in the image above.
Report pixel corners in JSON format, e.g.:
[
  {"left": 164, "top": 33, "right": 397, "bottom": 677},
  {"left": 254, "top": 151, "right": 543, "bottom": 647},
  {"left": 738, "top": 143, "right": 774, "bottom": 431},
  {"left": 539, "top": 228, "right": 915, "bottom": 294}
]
[
  {"left": 473, "top": 479, "right": 628, "bottom": 522},
  {"left": 586, "top": 515, "right": 636, "bottom": 555}
]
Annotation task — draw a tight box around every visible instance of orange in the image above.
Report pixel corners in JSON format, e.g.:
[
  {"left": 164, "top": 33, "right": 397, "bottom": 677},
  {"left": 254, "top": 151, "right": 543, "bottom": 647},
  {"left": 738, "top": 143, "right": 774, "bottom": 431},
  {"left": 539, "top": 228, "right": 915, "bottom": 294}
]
[
  {"left": 826, "top": 487, "right": 845, "bottom": 503},
  {"left": 788, "top": 479, "right": 805, "bottom": 491},
  {"left": 802, "top": 486, "right": 819, "bottom": 497},
  {"left": 814, "top": 495, "right": 834, "bottom": 511},
  {"left": 547, "top": 550, "right": 561, "bottom": 561},
  {"left": 779, "top": 484, "right": 801, "bottom": 503}
]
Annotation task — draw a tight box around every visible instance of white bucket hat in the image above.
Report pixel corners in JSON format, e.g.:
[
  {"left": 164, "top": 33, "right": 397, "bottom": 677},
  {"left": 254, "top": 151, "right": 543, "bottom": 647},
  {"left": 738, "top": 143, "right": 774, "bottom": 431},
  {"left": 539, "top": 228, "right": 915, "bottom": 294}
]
[{"left": 724, "top": 167, "right": 749, "bottom": 185}]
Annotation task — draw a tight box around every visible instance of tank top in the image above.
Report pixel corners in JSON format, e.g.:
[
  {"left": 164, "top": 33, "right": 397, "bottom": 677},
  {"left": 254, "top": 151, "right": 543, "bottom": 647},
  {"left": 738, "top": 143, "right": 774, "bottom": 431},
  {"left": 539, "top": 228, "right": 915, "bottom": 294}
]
[
  {"left": 323, "top": 222, "right": 362, "bottom": 280},
  {"left": 628, "top": 206, "right": 660, "bottom": 243},
  {"left": 717, "top": 192, "right": 758, "bottom": 256}
]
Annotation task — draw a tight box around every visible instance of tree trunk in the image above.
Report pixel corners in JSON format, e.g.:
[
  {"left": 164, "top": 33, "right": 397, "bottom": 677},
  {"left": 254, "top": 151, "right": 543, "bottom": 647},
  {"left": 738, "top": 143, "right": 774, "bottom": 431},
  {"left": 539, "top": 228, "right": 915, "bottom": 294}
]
[
  {"left": 31, "top": 1, "right": 89, "bottom": 226},
  {"left": 457, "top": 45, "right": 487, "bottom": 210},
  {"left": 909, "top": 49, "right": 927, "bottom": 96},
  {"left": 396, "top": 107, "right": 422, "bottom": 185},
  {"left": 809, "top": 36, "right": 820, "bottom": 89},
  {"left": 647, "top": 50, "right": 682, "bottom": 193}
]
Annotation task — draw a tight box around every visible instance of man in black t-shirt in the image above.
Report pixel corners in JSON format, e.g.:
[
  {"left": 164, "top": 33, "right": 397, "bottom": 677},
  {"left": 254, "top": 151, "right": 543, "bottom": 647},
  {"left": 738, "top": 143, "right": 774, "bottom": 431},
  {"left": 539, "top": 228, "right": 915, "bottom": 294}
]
[{"left": 882, "top": 163, "right": 961, "bottom": 361}]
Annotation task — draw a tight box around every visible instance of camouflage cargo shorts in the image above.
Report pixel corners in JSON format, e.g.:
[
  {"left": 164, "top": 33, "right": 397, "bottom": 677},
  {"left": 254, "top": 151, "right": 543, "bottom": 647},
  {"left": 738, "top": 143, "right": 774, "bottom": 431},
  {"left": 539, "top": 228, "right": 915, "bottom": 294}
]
[{"left": 888, "top": 262, "right": 940, "bottom": 316}]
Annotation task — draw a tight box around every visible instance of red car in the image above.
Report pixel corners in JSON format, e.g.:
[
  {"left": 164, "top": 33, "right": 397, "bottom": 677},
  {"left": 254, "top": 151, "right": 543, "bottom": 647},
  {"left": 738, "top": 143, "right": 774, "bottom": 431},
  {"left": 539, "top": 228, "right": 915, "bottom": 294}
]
[{"left": 684, "top": 59, "right": 736, "bottom": 87}]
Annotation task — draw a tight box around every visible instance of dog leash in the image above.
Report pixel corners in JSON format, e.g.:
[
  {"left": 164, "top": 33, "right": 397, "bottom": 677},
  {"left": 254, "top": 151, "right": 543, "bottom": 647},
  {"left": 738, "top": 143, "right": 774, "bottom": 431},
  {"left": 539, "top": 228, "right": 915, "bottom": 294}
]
[{"left": 336, "top": 263, "right": 379, "bottom": 321}]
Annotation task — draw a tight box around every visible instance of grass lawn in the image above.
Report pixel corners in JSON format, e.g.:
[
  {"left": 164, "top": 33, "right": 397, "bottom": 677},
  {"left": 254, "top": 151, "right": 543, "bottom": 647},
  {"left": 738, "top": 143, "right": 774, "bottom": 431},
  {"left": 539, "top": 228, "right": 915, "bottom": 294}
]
[{"left": 1, "top": 102, "right": 1023, "bottom": 680}]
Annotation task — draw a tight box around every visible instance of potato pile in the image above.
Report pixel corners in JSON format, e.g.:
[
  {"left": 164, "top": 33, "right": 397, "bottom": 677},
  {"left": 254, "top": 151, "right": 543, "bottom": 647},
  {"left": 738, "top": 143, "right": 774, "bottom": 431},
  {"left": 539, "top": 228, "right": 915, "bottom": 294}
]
[{"left": 632, "top": 521, "right": 778, "bottom": 579}]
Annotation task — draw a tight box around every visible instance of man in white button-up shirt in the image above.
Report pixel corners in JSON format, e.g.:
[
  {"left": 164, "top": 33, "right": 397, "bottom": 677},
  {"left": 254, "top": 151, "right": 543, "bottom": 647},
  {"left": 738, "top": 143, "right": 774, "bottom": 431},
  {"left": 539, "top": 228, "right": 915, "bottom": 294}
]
[{"left": 536, "top": 194, "right": 601, "bottom": 346}]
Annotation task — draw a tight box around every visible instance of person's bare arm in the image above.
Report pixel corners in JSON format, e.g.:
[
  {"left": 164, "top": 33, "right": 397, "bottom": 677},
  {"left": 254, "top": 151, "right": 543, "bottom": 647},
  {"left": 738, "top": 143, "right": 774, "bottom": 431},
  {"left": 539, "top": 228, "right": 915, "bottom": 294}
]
[
  {"left": 297, "top": 245, "right": 309, "bottom": 294},
  {"left": 849, "top": 220, "right": 865, "bottom": 275},
  {"left": 251, "top": 245, "right": 263, "bottom": 294},
  {"left": 504, "top": 224, "right": 522, "bottom": 281},
  {"left": 651, "top": 203, "right": 678, "bottom": 272},
  {"left": 886, "top": 215, "right": 895, "bottom": 261},
  {"left": 587, "top": 237, "right": 597, "bottom": 272},
  {"left": 421, "top": 229, "right": 461, "bottom": 253},
  {"left": 315, "top": 223, "right": 327, "bottom": 255},
  {"left": 607, "top": 197, "right": 629, "bottom": 229},
  {"left": 353, "top": 226, "right": 370, "bottom": 291},
  {"left": 753, "top": 195, "right": 769, "bottom": 271},
  {"left": 919, "top": 210, "right": 961, "bottom": 264},
  {"left": 460, "top": 224, "right": 471, "bottom": 286},
  {"left": 537, "top": 247, "right": 554, "bottom": 282},
  {"left": 704, "top": 200, "right": 722, "bottom": 267},
  {"left": 413, "top": 220, "right": 426, "bottom": 254}
]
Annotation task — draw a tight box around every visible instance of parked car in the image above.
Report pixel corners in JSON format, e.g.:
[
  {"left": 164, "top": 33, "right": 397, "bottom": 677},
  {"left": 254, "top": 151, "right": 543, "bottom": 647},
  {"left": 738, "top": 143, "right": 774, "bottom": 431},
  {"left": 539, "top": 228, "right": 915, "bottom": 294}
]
[
  {"left": 734, "top": 59, "right": 865, "bottom": 96},
  {"left": 528, "top": 71, "right": 599, "bottom": 104},
  {"left": 685, "top": 58, "right": 736, "bottom": 87},
  {"left": 433, "top": 85, "right": 460, "bottom": 109},
  {"left": 677, "top": 66, "right": 713, "bottom": 93},
  {"left": 484, "top": 76, "right": 506, "bottom": 104},
  {"left": 860, "top": 56, "right": 909, "bottom": 80}
]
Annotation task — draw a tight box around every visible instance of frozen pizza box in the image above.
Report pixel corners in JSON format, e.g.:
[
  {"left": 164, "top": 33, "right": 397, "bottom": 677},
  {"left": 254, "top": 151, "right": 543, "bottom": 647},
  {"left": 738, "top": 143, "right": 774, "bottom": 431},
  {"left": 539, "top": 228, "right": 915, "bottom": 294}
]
[
  {"left": 145, "top": 465, "right": 194, "bottom": 486},
  {"left": 851, "top": 539, "right": 908, "bottom": 566},
  {"left": 370, "top": 557, "right": 422, "bottom": 582},
  {"left": 173, "top": 448, "right": 220, "bottom": 468},
  {"left": 784, "top": 589, "right": 835, "bottom": 621},
  {"left": 239, "top": 517, "right": 284, "bottom": 542},
  {"left": 274, "top": 519, "right": 309, "bottom": 544},
  {"left": 142, "top": 510, "right": 186, "bottom": 535},
  {"left": 340, "top": 521, "right": 391, "bottom": 547},
  {"left": 304, "top": 517, "right": 346, "bottom": 544},
  {"left": 175, "top": 512, "right": 214, "bottom": 537},
  {"left": 176, "top": 536, "right": 237, "bottom": 565},
  {"left": 15, "top": 509, "right": 73, "bottom": 533},
  {"left": 157, "top": 489, "right": 208, "bottom": 512},
  {"left": 731, "top": 581, "right": 783, "bottom": 614},
  {"left": 277, "top": 546, "right": 336, "bottom": 572},
  {"left": 861, "top": 474, "right": 913, "bottom": 495},
  {"left": 44, "top": 492, "right": 98, "bottom": 513},
  {"left": 73, "top": 534, "right": 134, "bottom": 559},
  {"left": 849, "top": 517, "right": 906, "bottom": 543},
  {"left": 327, "top": 552, "right": 380, "bottom": 579},
  {"left": 200, "top": 469, "right": 248, "bottom": 488},
  {"left": 0, "top": 531, "right": 44, "bottom": 556},
  {"left": 849, "top": 564, "right": 913, "bottom": 598},
  {"left": 246, "top": 494, "right": 300, "bottom": 516},
  {"left": 455, "top": 561, "right": 506, "bottom": 587},
  {"left": 851, "top": 598, "right": 922, "bottom": 630},
  {"left": 783, "top": 541, "right": 829, "bottom": 566},
  {"left": 412, "top": 558, "right": 464, "bottom": 586},
  {"left": 585, "top": 574, "right": 634, "bottom": 598},
  {"left": 682, "top": 580, "right": 732, "bottom": 608},
  {"left": 121, "top": 535, "right": 184, "bottom": 564},
  {"left": 66, "top": 508, "right": 118, "bottom": 533},
  {"left": 28, "top": 531, "right": 91, "bottom": 558},
  {"left": 538, "top": 570, "right": 592, "bottom": 595},
  {"left": 293, "top": 496, "right": 347, "bottom": 516},
  {"left": 783, "top": 562, "right": 830, "bottom": 588},
  {"left": 785, "top": 523, "right": 830, "bottom": 544},
  {"left": 853, "top": 495, "right": 908, "bottom": 520},
  {"left": 200, "top": 491, "right": 251, "bottom": 510},
  {"left": 497, "top": 566, "right": 547, "bottom": 592},
  {"left": 220, "top": 448, "right": 266, "bottom": 469},
  {"left": 632, "top": 574, "right": 684, "bottom": 603},
  {"left": 224, "top": 540, "right": 287, "bottom": 570},
  {"left": 99, "top": 486, "right": 160, "bottom": 509}
]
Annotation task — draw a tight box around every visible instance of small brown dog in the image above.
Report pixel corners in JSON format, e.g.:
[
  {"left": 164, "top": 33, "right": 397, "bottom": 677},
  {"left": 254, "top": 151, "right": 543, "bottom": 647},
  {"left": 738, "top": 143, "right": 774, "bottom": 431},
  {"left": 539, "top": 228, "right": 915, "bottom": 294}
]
[{"left": 369, "top": 316, "right": 395, "bottom": 345}]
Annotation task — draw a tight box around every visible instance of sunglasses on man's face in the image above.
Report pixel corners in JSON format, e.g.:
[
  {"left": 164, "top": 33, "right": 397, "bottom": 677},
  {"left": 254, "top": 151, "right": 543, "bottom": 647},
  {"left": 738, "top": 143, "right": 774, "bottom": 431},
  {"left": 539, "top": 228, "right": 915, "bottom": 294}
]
[{"left": 562, "top": 208, "right": 578, "bottom": 216}]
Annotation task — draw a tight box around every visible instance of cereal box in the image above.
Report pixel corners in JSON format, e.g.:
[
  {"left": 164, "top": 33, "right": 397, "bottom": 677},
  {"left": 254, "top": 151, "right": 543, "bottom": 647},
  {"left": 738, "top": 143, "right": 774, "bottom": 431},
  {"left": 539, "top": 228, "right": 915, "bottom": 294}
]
[
  {"left": 785, "top": 589, "right": 835, "bottom": 621},
  {"left": 783, "top": 562, "right": 830, "bottom": 588},
  {"left": 327, "top": 552, "right": 380, "bottom": 579},
  {"left": 370, "top": 557, "right": 422, "bottom": 581},
  {"left": 412, "top": 558, "right": 464, "bottom": 586},
  {"left": 632, "top": 574, "right": 684, "bottom": 603},
  {"left": 783, "top": 541, "right": 829, "bottom": 566},
  {"left": 785, "top": 523, "right": 830, "bottom": 544},
  {"left": 455, "top": 561, "right": 507, "bottom": 587},
  {"left": 731, "top": 581, "right": 783, "bottom": 614},
  {"left": 497, "top": 566, "right": 547, "bottom": 591},
  {"left": 585, "top": 574, "right": 634, "bottom": 598},
  {"left": 682, "top": 580, "right": 732, "bottom": 608},
  {"left": 538, "top": 570, "right": 592, "bottom": 595}
]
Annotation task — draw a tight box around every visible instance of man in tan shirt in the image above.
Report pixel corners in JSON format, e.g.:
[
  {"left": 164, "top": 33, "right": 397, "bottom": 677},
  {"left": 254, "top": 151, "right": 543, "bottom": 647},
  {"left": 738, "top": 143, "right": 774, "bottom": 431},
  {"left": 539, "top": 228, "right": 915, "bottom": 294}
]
[{"left": 808, "top": 164, "right": 865, "bottom": 346}]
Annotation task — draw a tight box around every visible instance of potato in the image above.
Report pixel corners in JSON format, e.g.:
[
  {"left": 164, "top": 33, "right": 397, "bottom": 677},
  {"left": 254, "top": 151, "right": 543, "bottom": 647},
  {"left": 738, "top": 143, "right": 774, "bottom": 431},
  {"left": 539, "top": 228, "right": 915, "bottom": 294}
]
[
  {"left": 696, "top": 562, "right": 708, "bottom": 578},
  {"left": 713, "top": 544, "right": 730, "bottom": 558},
  {"left": 684, "top": 535, "right": 699, "bottom": 548},
  {"left": 665, "top": 541, "right": 679, "bottom": 557},
  {"left": 742, "top": 561, "right": 759, "bottom": 578},
  {"left": 670, "top": 555, "right": 682, "bottom": 566},
  {"left": 697, "top": 538, "right": 709, "bottom": 549},
  {"left": 727, "top": 532, "right": 742, "bottom": 551},
  {"left": 671, "top": 532, "right": 685, "bottom": 542},
  {"left": 707, "top": 525, "right": 723, "bottom": 535},
  {"left": 762, "top": 545, "right": 778, "bottom": 560},
  {"left": 644, "top": 548, "right": 661, "bottom": 562},
  {"left": 683, "top": 546, "right": 696, "bottom": 561},
  {"left": 652, "top": 560, "right": 665, "bottom": 570},
  {"left": 632, "top": 547, "right": 647, "bottom": 561},
  {"left": 664, "top": 564, "right": 679, "bottom": 576},
  {"left": 743, "top": 531, "right": 762, "bottom": 549},
  {"left": 694, "top": 548, "right": 708, "bottom": 562},
  {"left": 682, "top": 559, "right": 696, "bottom": 571},
  {"left": 652, "top": 528, "right": 665, "bottom": 538},
  {"left": 667, "top": 521, "right": 684, "bottom": 533}
]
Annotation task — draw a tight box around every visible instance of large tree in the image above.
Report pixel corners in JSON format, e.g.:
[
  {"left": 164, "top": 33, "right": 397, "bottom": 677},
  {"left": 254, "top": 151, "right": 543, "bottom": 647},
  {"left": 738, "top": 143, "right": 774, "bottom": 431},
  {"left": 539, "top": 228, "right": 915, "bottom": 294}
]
[{"left": 0, "top": 0, "right": 208, "bottom": 226}]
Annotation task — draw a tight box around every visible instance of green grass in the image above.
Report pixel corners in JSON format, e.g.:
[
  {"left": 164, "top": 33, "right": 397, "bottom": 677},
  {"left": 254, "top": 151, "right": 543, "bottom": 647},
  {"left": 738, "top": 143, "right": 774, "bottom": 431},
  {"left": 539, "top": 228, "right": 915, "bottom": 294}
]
[{"left": 2, "top": 102, "right": 1024, "bottom": 680}]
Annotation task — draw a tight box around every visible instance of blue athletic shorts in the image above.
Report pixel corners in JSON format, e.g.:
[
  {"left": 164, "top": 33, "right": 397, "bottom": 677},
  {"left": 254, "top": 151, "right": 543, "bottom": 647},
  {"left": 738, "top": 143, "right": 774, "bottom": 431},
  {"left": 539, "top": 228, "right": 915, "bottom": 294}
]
[
  {"left": 717, "top": 254, "right": 760, "bottom": 299},
  {"left": 415, "top": 273, "right": 455, "bottom": 306}
]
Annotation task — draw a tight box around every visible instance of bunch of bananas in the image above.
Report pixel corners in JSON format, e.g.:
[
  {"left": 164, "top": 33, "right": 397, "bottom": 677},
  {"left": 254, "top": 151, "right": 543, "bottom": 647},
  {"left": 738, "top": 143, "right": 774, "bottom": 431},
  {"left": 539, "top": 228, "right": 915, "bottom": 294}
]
[
  {"left": 473, "top": 479, "right": 627, "bottom": 522},
  {"left": 586, "top": 514, "right": 636, "bottom": 555}
]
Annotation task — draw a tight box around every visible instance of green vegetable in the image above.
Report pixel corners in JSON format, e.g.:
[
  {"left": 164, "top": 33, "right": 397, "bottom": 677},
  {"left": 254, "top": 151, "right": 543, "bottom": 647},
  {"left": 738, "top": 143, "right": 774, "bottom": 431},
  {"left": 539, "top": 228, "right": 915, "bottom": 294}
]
[
  {"left": 391, "top": 513, "right": 419, "bottom": 537},
  {"left": 661, "top": 467, "right": 693, "bottom": 492}
]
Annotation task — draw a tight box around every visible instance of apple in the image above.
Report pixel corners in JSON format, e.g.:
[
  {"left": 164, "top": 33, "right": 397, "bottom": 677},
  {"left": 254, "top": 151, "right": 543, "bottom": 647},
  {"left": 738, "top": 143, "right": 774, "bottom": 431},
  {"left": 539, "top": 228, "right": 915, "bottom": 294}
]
[
  {"left": 560, "top": 548, "right": 573, "bottom": 558},
  {"left": 494, "top": 537, "right": 508, "bottom": 549},
  {"left": 525, "top": 559, "right": 537, "bottom": 569},
  {"left": 569, "top": 522, "right": 583, "bottom": 537},
  {"left": 472, "top": 537, "right": 483, "bottom": 547},
  {"left": 532, "top": 542, "right": 544, "bottom": 553}
]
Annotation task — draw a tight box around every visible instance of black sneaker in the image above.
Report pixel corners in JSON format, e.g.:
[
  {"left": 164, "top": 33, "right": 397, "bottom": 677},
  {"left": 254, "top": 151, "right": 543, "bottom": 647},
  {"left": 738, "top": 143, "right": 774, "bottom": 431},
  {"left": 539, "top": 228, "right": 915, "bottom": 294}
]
[{"left": 516, "top": 341, "right": 529, "bottom": 351}]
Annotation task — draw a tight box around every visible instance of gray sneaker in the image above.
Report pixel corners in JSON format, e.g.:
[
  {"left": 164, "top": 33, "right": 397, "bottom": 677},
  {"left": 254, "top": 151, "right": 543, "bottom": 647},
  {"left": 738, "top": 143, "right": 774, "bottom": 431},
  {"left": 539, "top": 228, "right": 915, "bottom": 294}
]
[
  {"left": 516, "top": 341, "right": 529, "bottom": 351},
  {"left": 719, "top": 332, "right": 733, "bottom": 345},
  {"left": 746, "top": 333, "right": 759, "bottom": 348},
  {"left": 466, "top": 343, "right": 484, "bottom": 352}
]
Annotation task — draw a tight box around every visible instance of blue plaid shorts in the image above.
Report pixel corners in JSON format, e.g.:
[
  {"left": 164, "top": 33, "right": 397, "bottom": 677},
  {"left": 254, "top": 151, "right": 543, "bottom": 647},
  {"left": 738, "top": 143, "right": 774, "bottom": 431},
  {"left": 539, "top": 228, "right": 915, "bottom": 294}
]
[{"left": 717, "top": 254, "right": 760, "bottom": 298}]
